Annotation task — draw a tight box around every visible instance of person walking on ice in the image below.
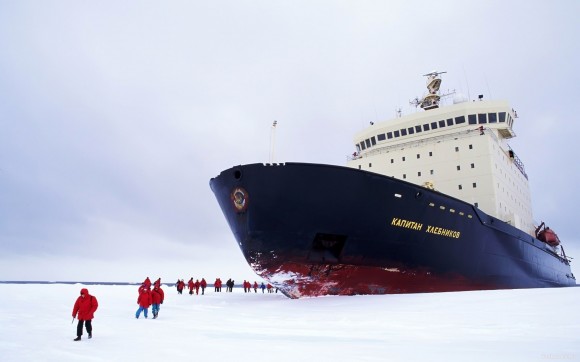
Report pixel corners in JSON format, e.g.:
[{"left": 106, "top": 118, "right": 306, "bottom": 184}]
[
  {"left": 72, "top": 288, "right": 98, "bottom": 341},
  {"left": 151, "top": 284, "right": 164, "bottom": 319},
  {"left": 136, "top": 287, "right": 152, "bottom": 319}
]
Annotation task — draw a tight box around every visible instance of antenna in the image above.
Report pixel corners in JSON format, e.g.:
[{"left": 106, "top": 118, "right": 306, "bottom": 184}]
[{"left": 269, "top": 120, "right": 278, "bottom": 163}]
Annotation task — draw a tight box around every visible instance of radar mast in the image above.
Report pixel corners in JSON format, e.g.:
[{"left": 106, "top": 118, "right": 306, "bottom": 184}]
[{"left": 410, "top": 71, "right": 452, "bottom": 111}]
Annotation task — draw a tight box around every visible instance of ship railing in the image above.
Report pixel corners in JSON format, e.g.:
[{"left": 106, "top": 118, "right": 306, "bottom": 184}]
[
  {"left": 486, "top": 129, "right": 528, "bottom": 180},
  {"left": 508, "top": 148, "right": 528, "bottom": 179}
]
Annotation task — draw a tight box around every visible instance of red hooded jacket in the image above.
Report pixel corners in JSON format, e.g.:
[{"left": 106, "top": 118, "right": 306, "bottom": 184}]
[
  {"left": 72, "top": 288, "right": 98, "bottom": 321},
  {"left": 137, "top": 289, "right": 152, "bottom": 307},
  {"left": 151, "top": 287, "right": 164, "bottom": 304}
]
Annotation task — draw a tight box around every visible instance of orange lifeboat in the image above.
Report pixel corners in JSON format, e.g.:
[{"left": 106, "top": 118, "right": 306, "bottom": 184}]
[{"left": 535, "top": 222, "right": 561, "bottom": 247}]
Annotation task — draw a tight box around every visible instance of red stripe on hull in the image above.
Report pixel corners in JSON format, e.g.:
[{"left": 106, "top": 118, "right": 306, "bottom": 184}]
[{"left": 254, "top": 262, "right": 496, "bottom": 299}]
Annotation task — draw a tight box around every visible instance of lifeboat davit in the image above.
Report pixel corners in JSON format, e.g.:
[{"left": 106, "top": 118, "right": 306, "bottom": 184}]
[{"left": 535, "top": 222, "right": 561, "bottom": 247}]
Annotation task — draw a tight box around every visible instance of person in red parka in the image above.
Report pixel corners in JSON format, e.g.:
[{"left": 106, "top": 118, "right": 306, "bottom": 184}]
[
  {"left": 72, "top": 288, "right": 98, "bottom": 341},
  {"left": 136, "top": 287, "right": 152, "bottom": 319},
  {"left": 188, "top": 278, "right": 194, "bottom": 295},
  {"left": 151, "top": 285, "right": 164, "bottom": 319},
  {"left": 177, "top": 279, "right": 185, "bottom": 294},
  {"left": 200, "top": 278, "right": 207, "bottom": 295}
]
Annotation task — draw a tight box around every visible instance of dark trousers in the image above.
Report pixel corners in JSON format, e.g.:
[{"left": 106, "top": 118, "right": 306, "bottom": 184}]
[{"left": 77, "top": 319, "right": 92, "bottom": 337}]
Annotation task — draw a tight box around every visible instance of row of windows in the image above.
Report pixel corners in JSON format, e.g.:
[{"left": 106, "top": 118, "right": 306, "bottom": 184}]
[{"left": 358, "top": 112, "right": 512, "bottom": 152}]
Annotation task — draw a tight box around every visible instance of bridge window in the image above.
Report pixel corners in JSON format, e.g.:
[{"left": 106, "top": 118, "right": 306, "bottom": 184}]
[
  {"left": 478, "top": 113, "right": 487, "bottom": 124},
  {"left": 365, "top": 139, "right": 371, "bottom": 148},
  {"left": 446, "top": 118, "right": 453, "bottom": 126},
  {"left": 431, "top": 121, "right": 438, "bottom": 129},
  {"left": 468, "top": 114, "right": 477, "bottom": 124},
  {"left": 488, "top": 113, "right": 497, "bottom": 123},
  {"left": 408, "top": 127, "right": 415, "bottom": 135},
  {"left": 455, "top": 116, "right": 466, "bottom": 124},
  {"left": 377, "top": 133, "right": 386, "bottom": 141},
  {"left": 423, "top": 123, "right": 430, "bottom": 131},
  {"left": 394, "top": 130, "right": 400, "bottom": 137},
  {"left": 387, "top": 132, "right": 393, "bottom": 139},
  {"left": 401, "top": 128, "right": 408, "bottom": 136},
  {"left": 438, "top": 120, "right": 445, "bottom": 128},
  {"left": 415, "top": 125, "right": 422, "bottom": 133},
  {"left": 371, "top": 136, "right": 376, "bottom": 146},
  {"left": 499, "top": 112, "right": 506, "bottom": 122}
]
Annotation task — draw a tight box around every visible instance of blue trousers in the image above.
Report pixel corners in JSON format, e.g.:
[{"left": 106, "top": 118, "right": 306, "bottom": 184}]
[
  {"left": 135, "top": 306, "right": 148, "bottom": 318},
  {"left": 152, "top": 303, "right": 160, "bottom": 315}
]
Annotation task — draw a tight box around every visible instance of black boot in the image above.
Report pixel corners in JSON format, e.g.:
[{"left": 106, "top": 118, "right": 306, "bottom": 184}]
[
  {"left": 88, "top": 333, "right": 92, "bottom": 339},
  {"left": 73, "top": 336, "right": 81, "bottom": 341}
]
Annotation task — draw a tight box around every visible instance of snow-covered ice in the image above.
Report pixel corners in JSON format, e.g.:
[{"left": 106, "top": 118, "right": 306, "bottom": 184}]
[{"left": 1, "top": 283, "right": 578, "bottom": 362}]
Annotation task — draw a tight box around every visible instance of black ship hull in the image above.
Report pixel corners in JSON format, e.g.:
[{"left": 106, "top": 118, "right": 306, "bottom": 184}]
[{"left": 210, "top": 162, "right": 575, "bottom": 298}]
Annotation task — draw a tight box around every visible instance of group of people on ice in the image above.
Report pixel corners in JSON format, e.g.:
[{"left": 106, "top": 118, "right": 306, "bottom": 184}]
[
  {"left": 70, "top": 275, "right": 277, "bottom": 341},
  {"left": 241, "top": 280, "right": 276, "bottom": 293},
  {"left": 136, "top": 277, "right": 165, "bottom": 319},
  {"left": 174, "top": 277, "right": 209, "bottom": 294},
  {"left": 187, "top": 277, "right": 208, "bottom": 295},
  {"left": 173, "top": 278, "right": 276, "bottom": 294}
]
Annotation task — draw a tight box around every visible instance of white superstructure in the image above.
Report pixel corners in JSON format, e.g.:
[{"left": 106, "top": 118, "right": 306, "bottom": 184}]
[{"left": 346, "top": 72, "right": 534, "bottom": 236}]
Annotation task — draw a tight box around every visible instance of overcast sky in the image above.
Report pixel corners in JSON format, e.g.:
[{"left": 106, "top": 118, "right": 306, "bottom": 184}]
[{"left": 1, "top": 0, "right": 579, "bottom": 282}]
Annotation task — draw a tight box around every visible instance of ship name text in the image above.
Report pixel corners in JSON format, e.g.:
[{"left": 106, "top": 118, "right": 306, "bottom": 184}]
[
  {"left": 390, "top": 217, "right": 461, "bottom": 239},
  {"left": 426, "top": 225, "right": 461, "bottom": 239},
  {"left": 391, "top": 218, "right": 423, "bottom": 231}
]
